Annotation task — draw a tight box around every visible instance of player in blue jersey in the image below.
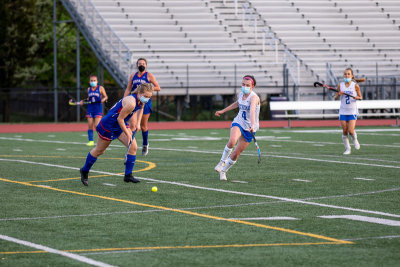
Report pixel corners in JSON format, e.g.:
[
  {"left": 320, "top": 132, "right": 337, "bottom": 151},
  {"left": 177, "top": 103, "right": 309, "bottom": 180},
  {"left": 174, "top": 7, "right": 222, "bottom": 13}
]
[
  {"left": 124, "top": 58, "right": 161, "bottom": 156},
  {"left": 81, "top": 75, "right": 108, "bottom": 146},
  {"left": 80, "top": 83, "right": 154, "bottom": 186},
  {"left": 214, "top": 75, "right": 260, "bottom": 181}
]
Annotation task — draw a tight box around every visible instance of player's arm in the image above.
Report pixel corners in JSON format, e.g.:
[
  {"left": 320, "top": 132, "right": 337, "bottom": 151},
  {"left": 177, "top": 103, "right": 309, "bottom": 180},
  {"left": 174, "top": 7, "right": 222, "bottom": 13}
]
[
  {"left": 100, "top": 86, "right": 108, "bottom": 103},
  {"left": 215, "top": 101, "right": 239, "bottom": 117},
  {"left": 124, "top": 73, "right": 135, "bottom": 97},
  {"left": 354, "top": 84, "right": 362, "bottom": 100},
  {"left": 117, "top": 96, "right": 136, "bottom": 140},
  {"left": 334, "top": 85, "right": 341, "bottom": 100},
  {"left": 249, "top": 95, "right": 259, "bottom": 132},
  {"left": 135, "top": 105, "right": 145, "bottom": 131},
  {"left": 148, "top": 72, "right": 161, "bottom": 91}
]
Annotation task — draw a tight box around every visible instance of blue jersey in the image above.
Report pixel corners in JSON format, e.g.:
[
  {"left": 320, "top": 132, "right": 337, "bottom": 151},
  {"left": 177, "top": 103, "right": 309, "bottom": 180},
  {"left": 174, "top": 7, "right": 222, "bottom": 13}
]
[
  {"left": 87, "top": 86, "right": 102, "bottom": 116},
  {"left": 99, "top": 94, "right": 142, "bottom": 132},
  {"left": 131, "top": 72, "right": 149, "bottom": 92}
]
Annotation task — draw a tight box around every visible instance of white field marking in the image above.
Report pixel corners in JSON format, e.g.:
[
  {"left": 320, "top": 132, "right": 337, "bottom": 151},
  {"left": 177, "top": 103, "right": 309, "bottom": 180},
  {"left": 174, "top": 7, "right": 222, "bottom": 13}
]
[
  {"left": 225, "top": 217, "right": 299, "bottom": 221},
  {"left": 293, "top": 179, "right": 311, "bottom": 183},
  {"left": 0, "top": 234, "right": 116, "bottom": 267},
  {"left": 145, "top": 139, "right": 170, "bottom": 142},
  {"left": 12, "top": 149, "right": 22, "bottom": 152},
  {"left": 313, "top": 144, "right": 325, "bottom": 147},
  {"left": 103, "top": 183, "right": 116, "bottom": 187},
  {"left": 80, "top": 134, "right": 87, "bottom": 137},
  {"left": 37, "top": 185, "right": 52, "bottom": 188},
  {"left": 210, "top": 132, "right": 218, "bottom": 135},
  {"left": 56, "top": 148, "right": 66, "bottom": 151},
  {"left": 270, "top": 145, "right": 282, "bottom": 148},
  {"left": 187, "top": 146, "right": 198, "bottom": 149},
  {"left": 1, "top": 158, "right": 400, "bottom": 218},
  {"left": 47, "top": 135, "right": 56, "bottom": 137},
  {"left": 80, "top": 250, "right": 154, "bottom": 256},
  {"left": 231, "top": 180, "right": 248, "bottom": 184},
  {"left": 2, "top": 135, "right": 400, "bottom": 151},
  {"left": 2, "top": 187, "right": 399, "bottom": 222},
  {"left": 14, "top": 135, "right": 22, "bottom": 138},
  {"left": 319, "top": 215, "right": 400, "bottom": 227},
  {"left": 354, "top": 177, "right": 375, "bottom": 181},
  {"left": 274, "top": 128, "right": 400, "bottom": 133},
  {"left": 344, "top": 235, "right": 400, "bottom": 241},
  {"left": 276, "top": 137, "right": 291, "bottom": 139}
]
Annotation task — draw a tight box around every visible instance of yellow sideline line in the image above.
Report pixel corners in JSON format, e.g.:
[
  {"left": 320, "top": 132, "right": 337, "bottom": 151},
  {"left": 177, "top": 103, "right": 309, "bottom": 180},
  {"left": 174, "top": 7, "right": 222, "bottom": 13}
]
[
  {"left": 0, "top": 242, "right": 343, "bottom": 255},
  {"left": 0, "top": 177, "right": 353, "bottom": 245}
]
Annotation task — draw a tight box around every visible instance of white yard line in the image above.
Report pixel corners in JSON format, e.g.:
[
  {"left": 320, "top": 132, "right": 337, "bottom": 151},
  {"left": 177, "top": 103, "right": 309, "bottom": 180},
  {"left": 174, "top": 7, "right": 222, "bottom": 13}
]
[
  {"left": 293, "top": 179, "right": 311, "bottom": 183},
  {"left": 354, "top": 178, "right": 375, "bottom": 181},
  {"left": 225, "top": 217, "right": 299, "bottom": 221},
  {"left": 319, "top": 215, "right": 400, "bottom": 226},
  {"left": 1, "top": 158, "right": 399, "bottom": 219},
  {"left": 0, "top": 234, "right": 116, "bottom": 267},
  {"left": 344, "top": 235, "right": 400, "bottom": 241}
]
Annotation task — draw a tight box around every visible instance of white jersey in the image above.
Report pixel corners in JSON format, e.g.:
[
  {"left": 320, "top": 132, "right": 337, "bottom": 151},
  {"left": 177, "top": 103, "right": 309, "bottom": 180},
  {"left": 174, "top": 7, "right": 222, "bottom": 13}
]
[
  {"left": 339, "top": 81, "right": 358, "bottom": 115},
  {"left": 232, "top": 91, "right": 260, "bottom": 131}
]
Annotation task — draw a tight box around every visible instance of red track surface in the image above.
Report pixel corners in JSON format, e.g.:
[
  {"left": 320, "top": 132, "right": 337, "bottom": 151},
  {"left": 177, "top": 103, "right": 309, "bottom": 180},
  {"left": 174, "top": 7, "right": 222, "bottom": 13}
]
[{"left": 0, "top": 119, "right": 397, "bottom": 133}]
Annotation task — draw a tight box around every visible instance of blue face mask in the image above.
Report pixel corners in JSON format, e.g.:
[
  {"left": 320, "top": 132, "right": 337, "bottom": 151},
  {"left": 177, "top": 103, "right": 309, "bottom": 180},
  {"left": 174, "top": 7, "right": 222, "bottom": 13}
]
[
  {"left": 241, "top": 86, "right": 251, "bottom": 95},
  {"left": 344, "top": 78, "right": 352, "bottom": 83},
  {"left": 139, "top": 95, "right": 150, "bottom": 104},
  {"left": 90, "top": 82, "right": 97, "bottom": 87}
]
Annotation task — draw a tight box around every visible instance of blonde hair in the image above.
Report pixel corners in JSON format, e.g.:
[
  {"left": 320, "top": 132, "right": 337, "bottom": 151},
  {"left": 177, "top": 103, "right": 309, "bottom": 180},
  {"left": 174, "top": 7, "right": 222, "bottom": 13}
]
[
  {"left": 345, "top": 68, "right": 365, "bottom": 83},
  {"left": 132, "top": 83, "right": 153, "bottom": 95}
]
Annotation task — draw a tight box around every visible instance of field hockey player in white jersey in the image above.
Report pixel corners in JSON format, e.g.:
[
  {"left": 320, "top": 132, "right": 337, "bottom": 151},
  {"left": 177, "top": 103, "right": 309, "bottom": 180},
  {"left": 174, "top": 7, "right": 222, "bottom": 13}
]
[
  {"left": 334, "top": 68, "right": 363, "bottom": 155},
  {"left": 214, "top": 75, "right": 260, "bottom": 181}
]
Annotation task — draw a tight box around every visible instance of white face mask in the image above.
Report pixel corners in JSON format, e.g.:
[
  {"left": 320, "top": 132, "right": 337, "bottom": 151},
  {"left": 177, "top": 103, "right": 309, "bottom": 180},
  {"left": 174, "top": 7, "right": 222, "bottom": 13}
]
[
  {"left": 344, "top": 77, "right": 352, "bottom": 83},
  {"left": 241, "top": 86, "right": 251, "bottom": 94},
  {"left": 90, "top": 81, "right": 97, "bottom": 87},
  {"left": 139, "top": 95, "right": 150, "bottom": 103}
]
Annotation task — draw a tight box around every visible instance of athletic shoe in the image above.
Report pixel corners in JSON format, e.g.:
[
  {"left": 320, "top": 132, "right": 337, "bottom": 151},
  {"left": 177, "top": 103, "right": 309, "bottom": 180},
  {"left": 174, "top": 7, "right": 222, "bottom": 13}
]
[
  {"left": 124, "top": 174, "right": 140, "bottom": 183},
  {"left": 142, "top": 144, "right": 149, "bottom": 156},
  {"left": 343, "top": 149, "right": 351, "bottom": 155},
  {"left": 354, "top": 139, "right": 360, "bottom": 150},
  {"left": 80, "top": 168, "right": 89, "bottom": 186},
  {"left": 220, "top": 171, "right": 227, "bottom": 181},
  {"left": 214, "top": 161, "right": 226, "bottom": 173},
  {"left": 86, "top": 141, "right": 94, "bottom": 146}
]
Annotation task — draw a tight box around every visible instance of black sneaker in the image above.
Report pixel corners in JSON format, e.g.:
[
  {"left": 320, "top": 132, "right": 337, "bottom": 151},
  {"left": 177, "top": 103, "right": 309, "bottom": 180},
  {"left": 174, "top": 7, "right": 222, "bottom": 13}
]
[
  {"left": 80, "top": 168, "right": 89, "bottom": 186},
  {"left": 124, "top": 174, "right": 140, "bottom": 183}
]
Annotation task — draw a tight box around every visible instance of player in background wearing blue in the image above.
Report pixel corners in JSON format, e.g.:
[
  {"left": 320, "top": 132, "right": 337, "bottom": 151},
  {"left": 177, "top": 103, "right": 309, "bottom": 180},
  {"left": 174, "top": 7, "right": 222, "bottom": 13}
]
[
  {"left": 80, "top": 83, "right": 154, "bottom": 186},
  {"left": 124, "top": 58, "right": 161, "bottom": 156},
  {"left": 82, "top": 75, "right": 108, "bottom": 146},
  {"left": 334, "top": 68, "right": 362, "bottom": 155},
  {"left": 214, "top": 75, "right": 260, "bottom": 181}
]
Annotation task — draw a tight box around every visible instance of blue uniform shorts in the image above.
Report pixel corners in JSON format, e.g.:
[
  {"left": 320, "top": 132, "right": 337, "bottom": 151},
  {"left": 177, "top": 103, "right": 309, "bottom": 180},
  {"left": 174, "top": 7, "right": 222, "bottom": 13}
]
[
  {"left": 86, "top": 104, "right": 103, "bottom": 118},
  {"left": 339, "top": 114, "right": 357, "bottom": 121},
  {"left": 143, "top": 99, "right": 152, "bottom": 115},
  {"left": 231, "top": 123, "right": 254, "bottom": 143},
  {"left": 96, "top": 122, "right": 125, "bottom": 141}
]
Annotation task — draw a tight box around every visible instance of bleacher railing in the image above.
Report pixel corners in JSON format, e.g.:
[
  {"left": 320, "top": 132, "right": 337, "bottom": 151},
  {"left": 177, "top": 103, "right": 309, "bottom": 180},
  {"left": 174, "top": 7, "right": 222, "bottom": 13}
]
[{"left": 71, "top": 0, "right": 132, "bottom": 82}]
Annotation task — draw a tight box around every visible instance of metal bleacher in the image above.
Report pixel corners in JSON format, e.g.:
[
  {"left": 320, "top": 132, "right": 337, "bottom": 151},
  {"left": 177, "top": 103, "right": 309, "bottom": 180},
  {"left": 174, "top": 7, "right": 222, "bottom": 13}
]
[{"left": 61, "top": 0, "right": 400, "bottom": 99}]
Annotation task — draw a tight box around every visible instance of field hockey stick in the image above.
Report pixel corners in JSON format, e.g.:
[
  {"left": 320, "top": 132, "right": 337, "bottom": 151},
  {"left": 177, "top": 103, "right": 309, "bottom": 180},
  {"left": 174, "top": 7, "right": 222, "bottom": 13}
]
[
  {"left": 313, "top": 82, "right": 358, "bottom": 99},
  {"left": 250, "top": 131, "right": 261, "bottom": 164},
  {"left": 69, "top": 99, "right": 91, "bottom": 106},
  {"left": 124, "top": 130, "right": 136, "bottom": 165}
]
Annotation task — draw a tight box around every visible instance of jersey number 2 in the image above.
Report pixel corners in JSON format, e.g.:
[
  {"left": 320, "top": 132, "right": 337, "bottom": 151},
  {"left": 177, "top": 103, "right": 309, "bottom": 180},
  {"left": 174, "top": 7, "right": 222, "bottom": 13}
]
[
  {"left": 242, "top": 111, "right": 247, "bottom": 120},
  {"left": 345, "top": 95, "right": 350, "bottom": 104}
]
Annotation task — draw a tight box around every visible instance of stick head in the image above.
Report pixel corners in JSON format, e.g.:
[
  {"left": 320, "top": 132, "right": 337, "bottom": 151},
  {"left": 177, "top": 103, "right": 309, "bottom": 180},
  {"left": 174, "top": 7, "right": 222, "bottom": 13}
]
[{"left": 314, "top": 82, "right": 323, "bottom": 88}]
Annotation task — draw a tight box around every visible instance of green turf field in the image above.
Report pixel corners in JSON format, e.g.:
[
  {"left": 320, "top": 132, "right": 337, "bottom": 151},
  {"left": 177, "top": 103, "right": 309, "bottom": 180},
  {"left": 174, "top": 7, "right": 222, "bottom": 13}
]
[{"left": 0, "top": 126, "right": 399, "bottom": 266}]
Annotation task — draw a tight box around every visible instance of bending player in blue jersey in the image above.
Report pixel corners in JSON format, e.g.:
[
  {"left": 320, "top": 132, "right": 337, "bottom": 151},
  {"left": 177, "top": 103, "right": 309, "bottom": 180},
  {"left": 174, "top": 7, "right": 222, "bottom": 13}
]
[
  {"left": 80, "top": 83, "right": 154, "bottom": 186},
  {"left": 82, "top": 75, "right": 108, "bottom": 146},
  {"left": 214, "top": 75, "right": 260, "bottom": 181},
  {"left": 334, "top": 68, "right": 362, "bottom": 155},
  {"left": 124, "top": 58, "right": 161, "bottom": 156}
]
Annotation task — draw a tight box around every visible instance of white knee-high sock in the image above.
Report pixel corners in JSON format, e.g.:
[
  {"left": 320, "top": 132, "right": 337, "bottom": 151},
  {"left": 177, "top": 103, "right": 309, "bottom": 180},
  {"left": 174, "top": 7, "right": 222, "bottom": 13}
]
[
  {"left": 221, "top": 157, "right": 236, "bottom": 172},
  {"left": 220, "top": 145, "right": 233, "bottom": 163},
  {"left": 350, "top": 132, "right": 358, "bottom": 142},
  {"left": 342, "top": 135, "right": 350, "bottom": 150}
]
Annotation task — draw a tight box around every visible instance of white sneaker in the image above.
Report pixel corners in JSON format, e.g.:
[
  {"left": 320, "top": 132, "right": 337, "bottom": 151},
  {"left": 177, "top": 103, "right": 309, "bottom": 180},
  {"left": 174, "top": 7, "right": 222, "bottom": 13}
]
[
  {"left": 142, "top": 144, "right": 149, "bottom": 156},
  {"left": 354, "top": 139, "right": 360, "bottom": 150},
  {"left": 214, "top": 161, "right": 225, "bottom": 173},
  {"left": 343, "top": 149, "right": 351, "bottom": 155},
  {"left": 219, "top": 171, "right": 227, "bottom": 181}
]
